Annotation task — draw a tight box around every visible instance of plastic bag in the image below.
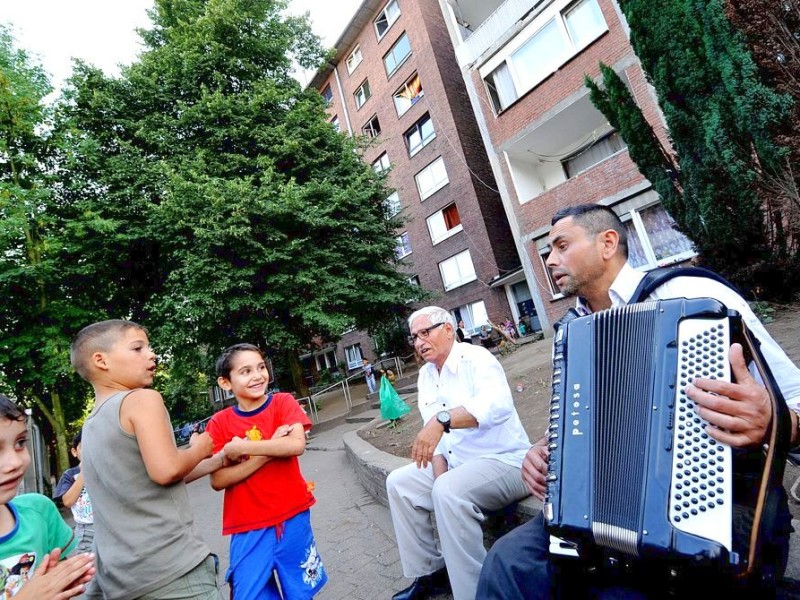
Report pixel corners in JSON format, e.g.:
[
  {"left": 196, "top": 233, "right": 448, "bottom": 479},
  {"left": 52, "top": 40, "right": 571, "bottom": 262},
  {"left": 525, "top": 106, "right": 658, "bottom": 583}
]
[{"left": 379, "top": 375, "right": 411, "bottom": 421}]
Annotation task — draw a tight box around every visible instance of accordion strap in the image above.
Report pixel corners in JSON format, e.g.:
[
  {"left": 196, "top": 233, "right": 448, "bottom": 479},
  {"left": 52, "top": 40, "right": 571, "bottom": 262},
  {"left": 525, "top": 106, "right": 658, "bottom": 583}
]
[{"left": 739, "top": 325, "right": 791, "bottom": 577}]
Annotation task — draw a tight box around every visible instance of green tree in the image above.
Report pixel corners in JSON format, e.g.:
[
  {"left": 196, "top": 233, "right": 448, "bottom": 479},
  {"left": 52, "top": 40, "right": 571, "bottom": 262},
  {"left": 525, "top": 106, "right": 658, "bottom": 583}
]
[
  {"left": 61, "top": 0, "right": 421, "bottom": 398},
  {"left": 587, "top": 0, "right": 793, "bottom": 290},
  {"left": 0, "top": 27, "right": 104, "bottom": 473}
]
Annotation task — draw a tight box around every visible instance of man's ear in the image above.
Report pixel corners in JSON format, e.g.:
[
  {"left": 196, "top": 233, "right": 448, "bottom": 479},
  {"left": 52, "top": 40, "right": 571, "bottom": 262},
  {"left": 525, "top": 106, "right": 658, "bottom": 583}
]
[
  {"left": 599, "top": 229, "right": 620, "bottom": 260},
  {"left": 217, "top": 376, "right": 232, "bottom": 391}
]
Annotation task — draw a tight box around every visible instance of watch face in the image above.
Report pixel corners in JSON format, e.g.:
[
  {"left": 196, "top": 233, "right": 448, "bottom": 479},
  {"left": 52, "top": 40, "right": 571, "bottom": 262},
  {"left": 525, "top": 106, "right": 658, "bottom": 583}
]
[{"left": 437, "top": 411, "right": 450, "bottom": 424}]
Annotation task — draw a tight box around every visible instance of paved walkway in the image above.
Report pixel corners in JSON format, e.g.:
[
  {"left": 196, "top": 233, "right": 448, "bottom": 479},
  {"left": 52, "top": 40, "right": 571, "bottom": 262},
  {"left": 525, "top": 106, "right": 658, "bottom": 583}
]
[{"left": 186, "top": 419, "right": 420, "bottom": 600}]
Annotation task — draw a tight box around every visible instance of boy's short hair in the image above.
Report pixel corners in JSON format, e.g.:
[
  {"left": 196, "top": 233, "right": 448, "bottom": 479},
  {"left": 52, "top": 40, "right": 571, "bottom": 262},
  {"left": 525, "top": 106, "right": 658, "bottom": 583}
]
[
  {"left": 215, "top": 343, "right": 264, "bottom": 379},
  {"left": 70, "top": 320, "right": 148, "bottom": 380},
  {"left": 0, "top": 394, "right": 26, "bottom": 423}
]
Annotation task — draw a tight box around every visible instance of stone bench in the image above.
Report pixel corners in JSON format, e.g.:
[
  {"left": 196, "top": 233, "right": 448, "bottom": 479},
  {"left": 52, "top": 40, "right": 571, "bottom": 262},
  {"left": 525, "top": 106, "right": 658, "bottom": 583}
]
[{"left": 343, "top": 427, "right": 800, "bottom": 581}]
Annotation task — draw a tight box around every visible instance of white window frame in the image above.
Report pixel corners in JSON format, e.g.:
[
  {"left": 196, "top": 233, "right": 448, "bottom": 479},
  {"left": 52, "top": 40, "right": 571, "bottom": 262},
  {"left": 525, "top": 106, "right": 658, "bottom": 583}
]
[
  {"left": 408, "top": 275, "right": 421, "bottom": 286},
  {"left": 362, "top": 115, "right": 381, "bottom": 138},
  {"left": 344, "top": 344, "right": 363, "bottom": 370},
  {"left": 395, "top": 232, "right": 412, "bottom": 260},
  {"left": 439, "top": 250, "right": 477, "bottom": 291},
  {"left": 330, "top": 115, "right": 340, "bottom": 132},
  {"left": 623, "top": 203, "right": 695, "bottom": 271},
  {"left": 426, "top": 203, "right": 463, "bottom": 245},
  {"left": 415, "top": 156, "right": 449, "bottom": 201},
  {"left": 354, "top": 79, "right": 372, "bottom": 109},
  {"left": 321, "top": 85, "right": 333, "bottom": 104},
  {"left": 346, "top": 45, "right": 363, "bottom": 74},
  {"left": 405, "top": 114, "right": 436, "bottom": 157},
  {"left": 451, "top": 300, "right": 489, "bottom": 337},
  {"left": 480, "top": 0, "right": 608, "bottom": 114},
  {"left": 372, "top": 152, "right": 391, "bottom": 174},
  {"left": 374, "top": 0, "right": 401, "bottom": 40},
  {"left": 385, "top": 191, "right": 402, "bottom": 217},
  {"left": 383, "top": 32, "right": 412, "bottom": 77}
]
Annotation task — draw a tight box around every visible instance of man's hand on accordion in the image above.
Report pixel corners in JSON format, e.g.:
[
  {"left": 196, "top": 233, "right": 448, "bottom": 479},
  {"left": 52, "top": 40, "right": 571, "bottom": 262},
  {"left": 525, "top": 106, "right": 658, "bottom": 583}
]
[
  {"left": 687, "top": 343, "right": 771, "bottom": 448},
  {"left": 522, "top": 439, "right": 549, "bottom": 501}
]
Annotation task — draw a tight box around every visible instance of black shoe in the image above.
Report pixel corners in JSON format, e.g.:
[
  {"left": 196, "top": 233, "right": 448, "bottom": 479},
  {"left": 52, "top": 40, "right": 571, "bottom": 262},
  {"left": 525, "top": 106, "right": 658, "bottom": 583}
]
[{"left": 392, "top": 568, "right": 450, "bottom": 600}]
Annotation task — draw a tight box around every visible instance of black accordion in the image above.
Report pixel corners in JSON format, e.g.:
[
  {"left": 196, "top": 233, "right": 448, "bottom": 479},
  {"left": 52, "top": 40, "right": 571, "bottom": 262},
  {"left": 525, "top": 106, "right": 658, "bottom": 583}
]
[{"left": 544, "top": 298, "right": 789, "bottom": 575}]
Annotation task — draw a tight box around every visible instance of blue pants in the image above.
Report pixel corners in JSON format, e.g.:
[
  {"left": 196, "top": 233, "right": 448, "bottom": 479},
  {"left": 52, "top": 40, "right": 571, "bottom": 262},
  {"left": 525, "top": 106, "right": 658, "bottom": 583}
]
[{"left": 227, "top": 510, "right": 327, "bottom": 600}]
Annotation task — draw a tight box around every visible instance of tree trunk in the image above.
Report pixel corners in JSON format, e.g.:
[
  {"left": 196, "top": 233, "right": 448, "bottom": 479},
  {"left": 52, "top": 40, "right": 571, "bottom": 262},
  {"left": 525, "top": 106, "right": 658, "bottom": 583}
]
[
  {"left": 286, "top": 349, "right": 309, "bottom": 398},
  {"left": 30, "top": 390, "right": 70, "bottom": 476}
]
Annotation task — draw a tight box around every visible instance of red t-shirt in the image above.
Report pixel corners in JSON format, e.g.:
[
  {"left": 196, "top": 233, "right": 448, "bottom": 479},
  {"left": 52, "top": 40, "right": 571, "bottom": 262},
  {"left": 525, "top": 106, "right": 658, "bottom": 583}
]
[{"left": 206, "top": 392, "right": 315, "bottom": 535}]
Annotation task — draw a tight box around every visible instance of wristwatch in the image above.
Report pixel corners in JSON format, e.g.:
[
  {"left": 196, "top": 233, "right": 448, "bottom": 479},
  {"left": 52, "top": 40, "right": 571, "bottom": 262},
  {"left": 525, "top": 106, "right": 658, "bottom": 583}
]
[{"left": 436, "top": 410, "right": 451, "bottom": 434}]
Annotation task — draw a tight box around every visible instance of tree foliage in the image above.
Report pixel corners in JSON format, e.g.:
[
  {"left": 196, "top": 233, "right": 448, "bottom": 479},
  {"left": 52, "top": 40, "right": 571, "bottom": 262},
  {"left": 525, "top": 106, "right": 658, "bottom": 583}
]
[
  {"left": 588, "top": 0, "right": 795, "bottom": 293},
  {"left": 0, "top": 27, "right": 106, "bottom": 473},
  {"left": 59, "top": 0, "right": 421, "bottom": 399}
]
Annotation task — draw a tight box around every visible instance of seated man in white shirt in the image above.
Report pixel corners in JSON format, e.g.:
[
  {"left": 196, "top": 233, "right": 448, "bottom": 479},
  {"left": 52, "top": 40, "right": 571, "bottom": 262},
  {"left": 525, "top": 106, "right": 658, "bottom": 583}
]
[{"left": 386, "top": 306, "right": 532, "bottom": 600}]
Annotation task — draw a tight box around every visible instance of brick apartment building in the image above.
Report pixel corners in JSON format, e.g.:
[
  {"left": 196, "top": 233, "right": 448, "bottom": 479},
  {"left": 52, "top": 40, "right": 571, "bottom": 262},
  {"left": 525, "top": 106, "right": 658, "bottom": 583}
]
[
  {"left": 304, "top": 0, "right": 535, "bottom": 379},
  {"left": 436, "top": 0, "right": 696, "bottom": 332}
]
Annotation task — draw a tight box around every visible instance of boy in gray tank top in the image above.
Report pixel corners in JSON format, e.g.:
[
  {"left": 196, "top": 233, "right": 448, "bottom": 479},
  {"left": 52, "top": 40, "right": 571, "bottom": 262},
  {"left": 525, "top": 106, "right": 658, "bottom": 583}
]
[{"left": 71, "top": 320, "right": 226, "bottom": 599}]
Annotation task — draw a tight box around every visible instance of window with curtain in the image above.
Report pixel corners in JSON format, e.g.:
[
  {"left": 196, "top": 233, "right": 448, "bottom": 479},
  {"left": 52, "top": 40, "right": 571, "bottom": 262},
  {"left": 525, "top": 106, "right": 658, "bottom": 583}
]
[
  {"left": 426, "top": 203, "right": 462, "bottom": 244},
  {"left": 393, "top": 73, "right": 424, "bottom": 116},
  {"left": 395, "top": 232, "right": 412, "bottom": 259}
]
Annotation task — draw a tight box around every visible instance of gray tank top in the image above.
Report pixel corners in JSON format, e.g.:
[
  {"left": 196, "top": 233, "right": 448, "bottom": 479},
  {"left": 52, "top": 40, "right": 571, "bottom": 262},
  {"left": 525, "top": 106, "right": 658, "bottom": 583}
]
[{"left": 81, "top": 390, "right": 211, "bottom": 599}]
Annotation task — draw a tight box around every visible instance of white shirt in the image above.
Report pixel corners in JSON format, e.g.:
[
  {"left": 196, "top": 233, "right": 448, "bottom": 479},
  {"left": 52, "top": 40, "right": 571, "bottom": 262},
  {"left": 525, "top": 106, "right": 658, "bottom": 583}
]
[
  {"left": 417, "top": 341, "right": 531, "bottom": 469},
  {"left": 576, "top": 263, "right": 800, "bottom": 408}
]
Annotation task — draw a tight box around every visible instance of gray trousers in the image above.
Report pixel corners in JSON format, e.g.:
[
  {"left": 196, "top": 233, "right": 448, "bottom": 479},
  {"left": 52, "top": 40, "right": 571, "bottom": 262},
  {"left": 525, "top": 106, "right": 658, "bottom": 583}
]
[{"left": 386, "top": 457, "right": 529, "bottom": 600}]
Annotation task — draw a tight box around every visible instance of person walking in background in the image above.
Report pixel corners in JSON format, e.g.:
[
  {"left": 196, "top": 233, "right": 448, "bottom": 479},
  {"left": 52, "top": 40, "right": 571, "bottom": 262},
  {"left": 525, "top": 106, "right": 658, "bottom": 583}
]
[
  {"left": 362, "top": 358, "right": 377, "bottom": 394},
  {"left": 207, "top": 343, "right": 327, "bottom": 600},
  {"left": 71, "top": 320, "right": 224, "bottom": 599},
  {"left": 53, "top": 431, "right": 94, "bottom": 555}
]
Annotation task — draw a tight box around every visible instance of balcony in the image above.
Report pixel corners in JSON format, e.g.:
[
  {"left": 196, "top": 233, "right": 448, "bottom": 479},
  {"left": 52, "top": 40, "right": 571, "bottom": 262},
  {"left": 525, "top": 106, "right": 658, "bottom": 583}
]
[{"left": 450, "top": 0, "right": 546, "bottom": 68}]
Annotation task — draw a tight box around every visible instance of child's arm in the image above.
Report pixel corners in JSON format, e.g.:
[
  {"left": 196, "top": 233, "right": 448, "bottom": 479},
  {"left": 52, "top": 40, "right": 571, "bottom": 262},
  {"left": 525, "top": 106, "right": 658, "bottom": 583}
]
[
  {"left": 58, "top": 471, "right": 84, "bottom": 508},
  {"left": 223, "top": 423, "right": 306, "bottom": 462},
  {"left": 15, "top": 548, "right": 95, "bottom": 600},
  {"left": 210, "top": 455, "right": 271, "bottom": 490},
  {"left": 184, "top": 450, "right": 226, "bottom": 484},
  {"left": 121, "top": 389, "right": 213, "bottom": 485}
]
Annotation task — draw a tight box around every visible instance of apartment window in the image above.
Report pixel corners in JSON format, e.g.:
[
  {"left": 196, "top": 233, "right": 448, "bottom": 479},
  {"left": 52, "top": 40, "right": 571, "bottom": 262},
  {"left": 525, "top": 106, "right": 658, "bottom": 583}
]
[
  {"left": 330, "top": 115, "right": 340, "bottom": 132},
  {"left": 384, "top": 32, "right": 412, "bottom": 77},
  {"left": 624, "top": 204, "right": 695, "bottom": 270},
  {"left": 374, "top": 0, "right": 401, "bottom": 40},
  {"left": 405, "top": 114, "right": 436, "bottom": 157},
  {"left": 314, "top": 348, "right": 337, "bottom": 371},
  {"left": 426, "top": 203, "right": 462, "bottom": 245},
  {"left": 321, "top": 85, "right": 333, "bottom": 104},
  {"left": 393, "top": 73, "right": 424, "bottom": 116},
  {"left": 385, "top": 191, "right": 402, "bottom": 216},
  {"left": 439, "top": 250, "right": 477, "bottom": 291},
  {"left": 483, "top": 0, "right": 607, "bottom": 113},
  {"left": 344, "top": 344, "right": 363, "bottom": 370},
  {"left": 372, "top": 152, "right": 391, "bottom": 174},
  {"left": 408, "top": 275, "right": 421, "bottom": 286},
  {"left": 362, "top": 115, "right": 382, "bottom": 138},
  {"left": 538, "top": 249, "right": 562, "bottom": 298},
  {"left": 415, "top": 156, "right": 449, "bottom": 200},
  {"left": 354, "top": 79, "right": 372, "bottom": 109},
  {"left": 395, "top": 232, "right": 412, "bottom": 259},
  {"left": 562, "top": 131, "right": 626, "bottom": 178},
  {"left": 346, "top": 45, "right": 363, "bottom": 74}
]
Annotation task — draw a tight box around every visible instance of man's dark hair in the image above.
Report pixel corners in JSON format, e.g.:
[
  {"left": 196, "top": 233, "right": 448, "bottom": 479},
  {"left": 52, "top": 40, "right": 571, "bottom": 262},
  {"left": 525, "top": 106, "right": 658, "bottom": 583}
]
[
  {"left": 0, "top": 394, "right": 26, "bottom": 423},
  {"left": 72, "top": 430, "right": 82, "bottom": 449},
  {"left": 215, "top": 343, "right": 265, "bottom": 378},
  {"left": 551, "top": 204, "right": 628, "bottom": 259}
]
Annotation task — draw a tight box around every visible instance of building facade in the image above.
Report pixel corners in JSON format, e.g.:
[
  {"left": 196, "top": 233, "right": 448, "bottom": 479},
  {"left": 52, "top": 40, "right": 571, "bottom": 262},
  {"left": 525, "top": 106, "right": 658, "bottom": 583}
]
[
  {"left": 306, "top": 0, "right": 535, "bottom": 378},
  {"left": 437, "top": 0, "right": 695, "bottom": 332}
]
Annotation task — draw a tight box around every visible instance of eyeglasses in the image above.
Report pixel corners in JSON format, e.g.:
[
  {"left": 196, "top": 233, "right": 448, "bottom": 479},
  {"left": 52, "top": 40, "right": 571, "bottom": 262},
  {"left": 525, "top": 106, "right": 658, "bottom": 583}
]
[{"left": 407, "top": 322, "right": 445, "bottom": 345}]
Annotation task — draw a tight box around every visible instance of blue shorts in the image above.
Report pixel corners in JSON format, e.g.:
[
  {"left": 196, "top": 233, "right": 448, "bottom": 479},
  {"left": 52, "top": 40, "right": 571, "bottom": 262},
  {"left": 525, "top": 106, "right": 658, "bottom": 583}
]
[{"left": 227, "top": 510, "right": 327, "bottom": 600}]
